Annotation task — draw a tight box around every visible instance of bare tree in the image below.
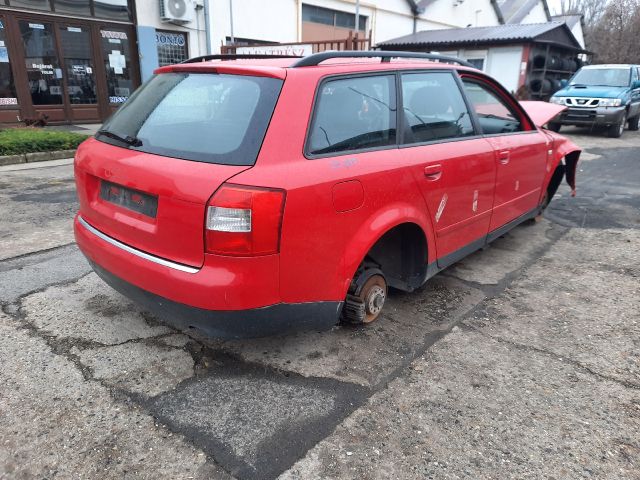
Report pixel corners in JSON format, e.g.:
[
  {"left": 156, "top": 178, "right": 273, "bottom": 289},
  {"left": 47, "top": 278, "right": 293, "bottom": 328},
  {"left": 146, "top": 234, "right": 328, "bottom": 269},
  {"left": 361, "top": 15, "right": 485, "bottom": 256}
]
[
  {"left": 588, "top": 0, "right": 640, "bottom": 63},
  {"left": 559, "top": 0, "right": 608, "bottom": 27}
]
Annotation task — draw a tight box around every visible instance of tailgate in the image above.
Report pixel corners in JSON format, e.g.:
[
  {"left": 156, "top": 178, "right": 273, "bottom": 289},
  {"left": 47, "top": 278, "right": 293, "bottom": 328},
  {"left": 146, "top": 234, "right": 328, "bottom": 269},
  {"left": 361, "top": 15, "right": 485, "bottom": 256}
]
[{"left": 75, "top": 138, "right": 249, "bottom": 268}]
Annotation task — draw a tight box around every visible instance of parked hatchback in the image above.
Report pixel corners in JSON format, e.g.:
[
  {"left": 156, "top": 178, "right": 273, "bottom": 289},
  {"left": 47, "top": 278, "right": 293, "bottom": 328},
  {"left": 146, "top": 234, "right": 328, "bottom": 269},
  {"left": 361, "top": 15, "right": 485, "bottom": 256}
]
[
  {"left": 549, "top": 64, "right": 640, "bottom": 137},
  {"left": 74, "top": 51, "right": 581, "bottom": 338}
]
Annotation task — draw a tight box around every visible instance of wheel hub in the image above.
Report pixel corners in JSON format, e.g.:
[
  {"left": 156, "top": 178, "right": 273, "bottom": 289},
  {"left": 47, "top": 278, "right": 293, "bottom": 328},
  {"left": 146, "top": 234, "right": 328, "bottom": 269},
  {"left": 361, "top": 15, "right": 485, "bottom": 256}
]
[{"left": 366, "top": 285, "right": 386, "bottom": 315}]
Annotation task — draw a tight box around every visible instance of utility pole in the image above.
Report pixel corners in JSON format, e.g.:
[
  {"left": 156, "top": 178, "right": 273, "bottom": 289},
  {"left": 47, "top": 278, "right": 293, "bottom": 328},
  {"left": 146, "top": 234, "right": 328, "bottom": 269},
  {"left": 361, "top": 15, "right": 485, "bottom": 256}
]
[
  {"left": 229, "top": 0, "right": 235, "bottom": 44},
  {"left": 355, "top": 0, "right": 360, "bottom": 33}
]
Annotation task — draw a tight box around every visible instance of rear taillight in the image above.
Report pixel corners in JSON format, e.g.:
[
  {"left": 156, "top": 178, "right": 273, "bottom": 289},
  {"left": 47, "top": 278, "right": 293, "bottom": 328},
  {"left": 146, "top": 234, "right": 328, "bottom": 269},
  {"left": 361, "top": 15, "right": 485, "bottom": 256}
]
[{"left": 205, "top": 184, "right": 286, "bottom": 256}]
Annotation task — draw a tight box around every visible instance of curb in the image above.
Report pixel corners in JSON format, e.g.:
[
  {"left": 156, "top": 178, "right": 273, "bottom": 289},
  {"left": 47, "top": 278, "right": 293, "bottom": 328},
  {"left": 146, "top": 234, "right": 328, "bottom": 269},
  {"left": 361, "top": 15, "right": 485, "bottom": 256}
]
[{"left": 0, "top": 149, "right": 77, "bottom": 167}]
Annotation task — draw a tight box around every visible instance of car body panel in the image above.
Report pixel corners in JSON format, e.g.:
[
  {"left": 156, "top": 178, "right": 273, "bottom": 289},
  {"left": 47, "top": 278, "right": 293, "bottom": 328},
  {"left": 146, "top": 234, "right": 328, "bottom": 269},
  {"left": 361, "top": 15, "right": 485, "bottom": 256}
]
[
  {"left": 519, "top": 101, "right": 567, "bottom": 127},
  {"left": 74, "top": 138, "right": 249, "bottom": 268},
  {"left": 74, "top": 56, "right": 582, "bottom": 336}
]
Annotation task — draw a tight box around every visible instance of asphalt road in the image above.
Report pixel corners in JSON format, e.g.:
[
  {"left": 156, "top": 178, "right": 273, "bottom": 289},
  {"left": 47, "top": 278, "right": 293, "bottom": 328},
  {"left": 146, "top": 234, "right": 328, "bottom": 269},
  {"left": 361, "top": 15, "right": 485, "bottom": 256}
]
[{"left": 0, "top": 128, "right": 639, "bottom": 479}]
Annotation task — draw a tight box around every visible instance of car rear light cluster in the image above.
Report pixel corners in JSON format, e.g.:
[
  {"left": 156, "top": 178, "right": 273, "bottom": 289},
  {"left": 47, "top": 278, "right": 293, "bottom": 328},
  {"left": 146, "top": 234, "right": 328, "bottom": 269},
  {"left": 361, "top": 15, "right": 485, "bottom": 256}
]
[{"left": 205, "top": 184, "right": 286, "bottom": 256}]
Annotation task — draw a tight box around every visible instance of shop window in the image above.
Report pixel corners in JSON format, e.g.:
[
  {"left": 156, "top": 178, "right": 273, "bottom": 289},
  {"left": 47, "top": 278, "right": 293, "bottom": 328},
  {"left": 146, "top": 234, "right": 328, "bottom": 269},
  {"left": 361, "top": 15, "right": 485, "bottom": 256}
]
[
  {"left": 0, "top": 19, "right": 18, "bottom": 106},
  {"left": 156, "top": 31, "right": 188, "bottom": 67},
  {"left": 59, "top": 25, "right": 97, "bottom": 104},
  {"left": 10, "top": 0, "right": 52, "bottom": 11},
  {"left": 94, "top": 0, "right": 131, "bottom": 22},
  {"left": 100, "top": 28, "right": 133, "bottom": 104},
  {"left": 302, "top": 4, "right": 367, "bottom": 31},
  {"left": 19, "top": 20, "right": 64, "bottom": 105},
  {"left": 54, "top": 0, "right": 92, "bottom": 17}
]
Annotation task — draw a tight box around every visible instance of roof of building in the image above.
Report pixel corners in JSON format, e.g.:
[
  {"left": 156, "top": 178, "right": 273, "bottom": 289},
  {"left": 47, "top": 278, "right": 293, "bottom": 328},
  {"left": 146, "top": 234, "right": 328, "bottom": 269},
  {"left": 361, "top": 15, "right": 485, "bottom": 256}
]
[
  {"left": 497, "top": 0, "right": 551, "bottom": 23},
  {"left": 377, "top": 21, "right": 584, "bottom": 51},
  {"left": 551, "top": 14, "right": 583, "bottom": 29}
]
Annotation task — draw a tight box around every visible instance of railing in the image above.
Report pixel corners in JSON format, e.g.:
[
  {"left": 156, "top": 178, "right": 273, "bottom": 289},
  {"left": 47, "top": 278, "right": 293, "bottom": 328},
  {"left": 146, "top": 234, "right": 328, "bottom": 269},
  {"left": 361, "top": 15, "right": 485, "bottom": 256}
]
[{"left": 221, "top": 31, "right": 372, "bottom": 55}]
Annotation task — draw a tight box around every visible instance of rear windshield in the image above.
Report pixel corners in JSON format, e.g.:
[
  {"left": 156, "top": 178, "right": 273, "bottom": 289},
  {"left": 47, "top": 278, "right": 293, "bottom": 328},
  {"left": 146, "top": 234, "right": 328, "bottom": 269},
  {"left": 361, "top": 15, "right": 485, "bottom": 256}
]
[
  {"left": 96, "top": 73, "right": 283, "bottom": 165},
  {"left": 570, "top": 68, "right": 631, "bottom": 88}
]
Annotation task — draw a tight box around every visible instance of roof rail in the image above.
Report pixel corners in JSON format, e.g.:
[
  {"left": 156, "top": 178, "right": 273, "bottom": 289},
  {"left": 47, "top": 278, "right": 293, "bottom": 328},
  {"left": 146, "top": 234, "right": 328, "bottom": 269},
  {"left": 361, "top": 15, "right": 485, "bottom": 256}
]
[
  {"left": 181, "top": 54, "right": 302, "bottom": 64},
  {"left": 291, "top": 50, "right": 476, "bottom": 69}
]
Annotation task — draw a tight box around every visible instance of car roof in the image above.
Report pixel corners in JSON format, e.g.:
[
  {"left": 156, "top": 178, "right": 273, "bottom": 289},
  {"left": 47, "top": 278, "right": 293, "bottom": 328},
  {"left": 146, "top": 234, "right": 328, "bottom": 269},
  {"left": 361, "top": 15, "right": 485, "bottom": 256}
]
[{"left": 156, "top": 57, "right": 476, "bottom": 79}]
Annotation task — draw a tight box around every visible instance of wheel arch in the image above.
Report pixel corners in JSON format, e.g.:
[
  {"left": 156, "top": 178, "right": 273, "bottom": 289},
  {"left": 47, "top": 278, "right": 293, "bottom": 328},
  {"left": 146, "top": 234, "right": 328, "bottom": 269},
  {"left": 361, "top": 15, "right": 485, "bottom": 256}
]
[{"left": 341, "top": 204, "right": 434, "bottom": 297}]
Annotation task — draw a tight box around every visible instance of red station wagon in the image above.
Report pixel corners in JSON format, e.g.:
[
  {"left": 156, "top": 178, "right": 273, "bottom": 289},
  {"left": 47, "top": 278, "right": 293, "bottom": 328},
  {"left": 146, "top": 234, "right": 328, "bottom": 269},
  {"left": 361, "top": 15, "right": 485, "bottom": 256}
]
[{"left": 74, "top": 51, "right": 581, "bottom": 338}]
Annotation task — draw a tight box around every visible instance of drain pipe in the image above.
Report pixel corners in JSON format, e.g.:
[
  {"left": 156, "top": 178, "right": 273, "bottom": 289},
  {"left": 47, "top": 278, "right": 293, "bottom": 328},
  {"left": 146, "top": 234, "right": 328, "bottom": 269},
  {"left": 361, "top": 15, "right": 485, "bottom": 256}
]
[
  {"left": 408, "top": 1, "right": 425, "bottom": 33},
  {"left": 203, "top": 0, "right": 211, "bottom": 54}
]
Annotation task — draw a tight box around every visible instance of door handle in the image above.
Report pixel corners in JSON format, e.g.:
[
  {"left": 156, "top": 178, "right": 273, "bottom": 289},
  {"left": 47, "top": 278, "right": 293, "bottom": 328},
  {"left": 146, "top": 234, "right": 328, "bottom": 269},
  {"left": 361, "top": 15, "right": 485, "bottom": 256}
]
[
  {"left": 424, "top": 164, "right": 442, "bottom": 181},
  {"left": 498, "top": 150, "right": 510, "bottom": 165}
]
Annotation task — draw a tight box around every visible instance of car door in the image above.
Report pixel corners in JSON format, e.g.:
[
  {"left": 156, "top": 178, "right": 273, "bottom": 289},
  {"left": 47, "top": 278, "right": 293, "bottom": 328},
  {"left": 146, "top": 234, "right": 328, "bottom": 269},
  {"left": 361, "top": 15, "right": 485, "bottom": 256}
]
[
  {"left": 399, "top": 70, "right": 496, "bottom": 268},
  {"left": 460, "top": 74, "right": 548, "bottom": 232}
]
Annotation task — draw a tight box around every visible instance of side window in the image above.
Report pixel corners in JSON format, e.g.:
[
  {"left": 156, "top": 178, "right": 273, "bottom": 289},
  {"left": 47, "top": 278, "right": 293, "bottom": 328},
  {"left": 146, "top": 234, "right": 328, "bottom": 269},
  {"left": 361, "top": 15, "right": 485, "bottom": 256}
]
[
  {"left": 307, "top": 75, "right": 396, "bottom": 156},
  {"left": 462, "top": 79, "right": 524, "bottom": 134},
  {"left": 631, "top": 67, "right": 639, "bottom": 83},
  {"left": 401, "top": 72, "right": 475, "bottom": 144}
]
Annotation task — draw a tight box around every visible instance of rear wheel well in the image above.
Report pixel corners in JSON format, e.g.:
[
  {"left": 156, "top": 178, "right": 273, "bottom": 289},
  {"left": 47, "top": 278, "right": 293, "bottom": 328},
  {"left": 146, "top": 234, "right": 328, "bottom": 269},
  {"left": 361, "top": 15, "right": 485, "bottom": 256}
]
[{"left": 358, "top": 223, "right": 428, "bottom": 293}]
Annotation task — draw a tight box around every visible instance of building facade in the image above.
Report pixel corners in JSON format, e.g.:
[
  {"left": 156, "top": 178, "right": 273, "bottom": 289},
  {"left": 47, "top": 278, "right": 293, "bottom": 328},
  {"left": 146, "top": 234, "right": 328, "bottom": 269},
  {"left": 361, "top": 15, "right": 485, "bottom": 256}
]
[
  {"left": 0, "top": 0, "right": 205, "bottom": 125},
  {"left": 0, "top": 0, "right": 526, "bottom": 125}
]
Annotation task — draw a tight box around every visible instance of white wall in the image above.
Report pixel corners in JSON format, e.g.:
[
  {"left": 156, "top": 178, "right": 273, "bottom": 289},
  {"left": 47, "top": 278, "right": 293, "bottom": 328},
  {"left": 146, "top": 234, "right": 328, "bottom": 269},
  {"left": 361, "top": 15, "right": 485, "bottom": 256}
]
[
  {"left": 421, "top": 0, "right": 501, "bottom": 28},
  {"left": 485, "top": 46, "right": 523, "bottom": 92},
  {"left": 518, "top": 2, "right": 549, "bottom": 24},
  {"left": 136, "top": 0, "right": 207, "bottom": 57},
  {"left": 209, "top": 0, "right": 298, "bottom": 51},
  {"left": 569, "top": 22, "right": 585, "bottom": 49},
  {"left": 205, "top": 0, "right": 503, "bottom": 54}
]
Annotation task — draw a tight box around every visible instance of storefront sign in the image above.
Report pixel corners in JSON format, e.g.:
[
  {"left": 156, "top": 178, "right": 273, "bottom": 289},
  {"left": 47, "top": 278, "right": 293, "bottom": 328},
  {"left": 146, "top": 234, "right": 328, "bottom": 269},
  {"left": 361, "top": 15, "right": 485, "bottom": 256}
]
[
  {"left": 67, "top": 27, "right": 82, "bottom": 33},
  {"left": 109, "top": 96, "right": 128, "bottom": 103},
  {"left": 0, "top": 97, "right": 18, "bottom": 105},
  {"left": 101, "top": 30, "right": 127, "bottom": 40},
  {"left": 72, "top": 65, "right": 87, "bottom": 75},
  {"left": 236, "top": 44, "right": 313, "bottom": 56},
  {"left": 31, "top": 63, "right": 54, "bottom": 75},
  {"left": 108, "top": 50, "right": 126, "bottom": 74},
  {"left": 29, "top": 23, "right": 45, "bottom": 30},
  {"left": 156, "top": 32, "right": 186, "bottom": 47}
]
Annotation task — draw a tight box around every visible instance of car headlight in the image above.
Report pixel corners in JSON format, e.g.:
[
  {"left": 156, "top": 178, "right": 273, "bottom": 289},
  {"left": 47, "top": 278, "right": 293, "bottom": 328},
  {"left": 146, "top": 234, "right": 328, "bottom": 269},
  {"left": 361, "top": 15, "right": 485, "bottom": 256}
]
[
  {"left": 549, "top": 97, "right": 566, "bottom": 105},
  {"left": 599, "top": 98, "right": 622, "bottom": 107}
]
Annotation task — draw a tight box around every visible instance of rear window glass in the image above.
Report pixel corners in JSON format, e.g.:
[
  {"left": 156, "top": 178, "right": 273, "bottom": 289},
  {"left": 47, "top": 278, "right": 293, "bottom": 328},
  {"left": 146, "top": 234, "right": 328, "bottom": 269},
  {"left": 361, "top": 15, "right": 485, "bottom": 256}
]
[
  {"left": 307, "top": 74, "right": 397, "bottom": 156},
  {"left": 96, "top": 73, "right": 283, "bottom": 165}
]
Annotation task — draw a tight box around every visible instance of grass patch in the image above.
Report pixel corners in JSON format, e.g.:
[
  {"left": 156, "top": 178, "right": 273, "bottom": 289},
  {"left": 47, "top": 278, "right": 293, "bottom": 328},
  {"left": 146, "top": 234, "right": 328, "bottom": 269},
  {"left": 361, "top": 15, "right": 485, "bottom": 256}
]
[{"left": 0, "top": 128, "right": 89, "bottom": 156}]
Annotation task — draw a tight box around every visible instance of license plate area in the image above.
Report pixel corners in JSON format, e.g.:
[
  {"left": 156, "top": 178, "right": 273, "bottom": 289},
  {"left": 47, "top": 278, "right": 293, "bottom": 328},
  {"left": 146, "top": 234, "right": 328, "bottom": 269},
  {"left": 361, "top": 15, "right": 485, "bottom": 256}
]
[{"left": 100, "top": 180, "right": 158, "bottom": 218}]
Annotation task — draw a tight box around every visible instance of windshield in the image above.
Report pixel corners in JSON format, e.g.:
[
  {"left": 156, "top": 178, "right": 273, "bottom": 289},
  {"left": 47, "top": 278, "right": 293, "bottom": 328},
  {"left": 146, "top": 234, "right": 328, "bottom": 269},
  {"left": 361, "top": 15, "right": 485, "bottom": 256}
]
[
  {"left": 570, "top": 68, "right": 631, "bottom": 88},
  {"left": 96, "top": 73, "right": 283, "bottom": 165}
]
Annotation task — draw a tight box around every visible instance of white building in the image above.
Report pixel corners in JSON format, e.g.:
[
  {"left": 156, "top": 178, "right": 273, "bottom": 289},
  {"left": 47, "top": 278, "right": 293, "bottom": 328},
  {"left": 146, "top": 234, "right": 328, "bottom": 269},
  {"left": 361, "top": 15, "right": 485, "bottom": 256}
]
[{"left": 207, "top": 0, "right": 504, "bottom": 52}]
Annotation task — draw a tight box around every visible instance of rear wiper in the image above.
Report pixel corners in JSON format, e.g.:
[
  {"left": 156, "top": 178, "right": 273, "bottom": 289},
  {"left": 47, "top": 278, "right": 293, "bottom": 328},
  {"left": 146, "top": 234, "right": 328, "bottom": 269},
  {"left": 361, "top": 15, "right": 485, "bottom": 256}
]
[{"left": 97, "top": 129, "right": 143, "bottom": 147}]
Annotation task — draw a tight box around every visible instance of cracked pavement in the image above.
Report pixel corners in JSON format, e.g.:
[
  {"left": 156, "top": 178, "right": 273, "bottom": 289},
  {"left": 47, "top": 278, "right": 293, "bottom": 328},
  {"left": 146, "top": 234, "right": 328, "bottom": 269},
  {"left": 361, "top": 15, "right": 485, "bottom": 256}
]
[{"left": 1, "top": 127, "right": 639, "bottom": 479}]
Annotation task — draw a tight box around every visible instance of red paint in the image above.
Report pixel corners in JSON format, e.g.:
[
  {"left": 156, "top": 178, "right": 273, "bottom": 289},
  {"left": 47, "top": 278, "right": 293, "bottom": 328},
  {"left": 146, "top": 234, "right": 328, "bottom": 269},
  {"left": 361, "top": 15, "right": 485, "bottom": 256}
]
[
  {"left": 74, "top": 59, "right": 581, "bottom": 317},
  {"left": 332, "top": 180, "right": 364, "bottom": 212}
]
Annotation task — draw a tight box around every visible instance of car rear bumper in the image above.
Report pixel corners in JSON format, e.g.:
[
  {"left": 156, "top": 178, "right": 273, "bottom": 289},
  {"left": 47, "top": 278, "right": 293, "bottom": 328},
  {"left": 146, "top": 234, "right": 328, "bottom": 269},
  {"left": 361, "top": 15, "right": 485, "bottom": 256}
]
[
  {"left": 74, "top": 214, "right": 341, "bottom": 337},
  {"left": 557, "top": 106, "right": 626, "bottom": 126}
]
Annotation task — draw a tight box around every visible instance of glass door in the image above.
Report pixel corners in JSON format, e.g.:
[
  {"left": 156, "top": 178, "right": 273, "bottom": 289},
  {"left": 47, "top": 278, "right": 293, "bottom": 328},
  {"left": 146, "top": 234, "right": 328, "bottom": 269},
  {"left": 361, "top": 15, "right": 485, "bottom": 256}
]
[
  {"left": 59, "top": 24, "right": 97, "bottom": 106},
  {"left": 18, "top": 20, "right": 64, "bottom": 106},
  {"left": 0, "top": 17, "right": 19, "bottom": 107},
  {"left": 99, "top": 27, "right": 134, "bottom": 108}
]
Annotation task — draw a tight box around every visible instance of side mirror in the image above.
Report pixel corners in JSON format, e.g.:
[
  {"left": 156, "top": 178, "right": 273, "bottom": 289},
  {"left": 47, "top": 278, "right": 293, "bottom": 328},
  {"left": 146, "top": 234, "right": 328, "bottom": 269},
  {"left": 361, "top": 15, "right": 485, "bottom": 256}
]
[
  {"left": 560, "top": 79, "right": 569, "bottom": 88},
  {"left": 632, "top": 80, "right": 640, "bottom": 90}
]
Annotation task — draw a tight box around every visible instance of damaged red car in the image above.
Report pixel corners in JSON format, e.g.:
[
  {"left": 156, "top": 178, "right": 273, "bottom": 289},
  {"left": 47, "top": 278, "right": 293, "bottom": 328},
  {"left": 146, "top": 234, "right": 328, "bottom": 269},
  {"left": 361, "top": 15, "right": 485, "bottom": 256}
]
[{"left": 74, "top": 51, "right": 580, "bottom": 338}]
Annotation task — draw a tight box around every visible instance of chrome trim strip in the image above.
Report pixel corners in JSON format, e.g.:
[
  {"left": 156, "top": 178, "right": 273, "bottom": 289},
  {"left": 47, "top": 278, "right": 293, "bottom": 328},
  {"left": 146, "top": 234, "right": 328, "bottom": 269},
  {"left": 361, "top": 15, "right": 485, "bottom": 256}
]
[{"left": 78, "top": 216, "right": 200, "bottom": 274}]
